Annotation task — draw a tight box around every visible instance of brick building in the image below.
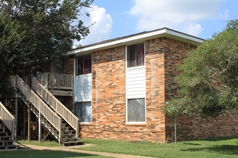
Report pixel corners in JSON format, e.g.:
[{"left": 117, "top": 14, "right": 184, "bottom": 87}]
[
  {"left": 3, "top": 28, "right": 238, "bottom": 146},
  {"left": 61, "top": 27, "right": 237, "bottom": 142}
]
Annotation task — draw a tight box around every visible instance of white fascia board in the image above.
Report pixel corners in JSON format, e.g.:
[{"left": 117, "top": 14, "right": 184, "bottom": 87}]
[
  {"left": 165, "top": 29, "right": 204, "bottom": 43},
  {"left": 68, "top": 28, "right": 204, "bottom": 56}
]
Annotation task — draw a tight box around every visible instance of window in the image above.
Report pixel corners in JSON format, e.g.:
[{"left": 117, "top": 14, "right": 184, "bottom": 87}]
[
  {"left": 127, "top": 43, "right": 144, "bottom": 67},
  {"left": 76, "top": 55, "right": 91, "bottom": 75},
  {"left": 75, "top": 102, "right": 92, "bottom": 122},
  {"left": 127, "top": 98, "right": 145, "bottom": 122}
]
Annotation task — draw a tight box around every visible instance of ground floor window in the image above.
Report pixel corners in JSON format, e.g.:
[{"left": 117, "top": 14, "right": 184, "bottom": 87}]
[
  {"left": 75, "top": 102, "right": 92, "bottom": 122},
  {"left": 127, "top": 98, "right": 145, "bottom": 122}
]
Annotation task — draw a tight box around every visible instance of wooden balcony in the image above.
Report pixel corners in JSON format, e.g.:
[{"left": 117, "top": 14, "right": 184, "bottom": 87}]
[{"left": 37, "top": 73, "right": 73, "bottom": 96}]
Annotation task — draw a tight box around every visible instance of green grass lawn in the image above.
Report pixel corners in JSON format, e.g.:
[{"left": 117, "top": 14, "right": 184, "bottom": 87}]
[
  {"left": 2, "top": 140, "right": 109, "bottom": 158},
  {"left": 1, "top": 150, "right": 108, "bottom": 158},
  {"left": 18, "top": 140, "right": 61, "bottom": 147},
  {"left": 75, "top": 137, "right": 238, "bottom": 158},
  {"left": 16, "top": 137, "right": 238, "bottom": 158}
]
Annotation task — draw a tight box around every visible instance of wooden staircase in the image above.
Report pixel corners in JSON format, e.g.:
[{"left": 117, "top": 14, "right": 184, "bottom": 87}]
[
  {"left": 0, "top": 120, "right": 17, "bottom": 150},
  {"left": 0, "top": 102, "right": 17, "bottom": 150},
  {"left": 31, "top": 77, "right": 81, "bottom": 146},
  {"left": 10, "top": 75, "right": 82, "bottom": 146},
  {"left": 20, "top": 96, "right": 62, "bottom": 141}
]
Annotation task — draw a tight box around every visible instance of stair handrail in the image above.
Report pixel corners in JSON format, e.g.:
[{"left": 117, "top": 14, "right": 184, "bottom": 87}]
[
  {"left": 9, "top": 75, "right": 62, "bottom": 138},
  {"left": 0, "top": 102, "right": 15, "bottom": 141},
  {"left": 31, "top": 77, "right": 79, "bottom": 137}
]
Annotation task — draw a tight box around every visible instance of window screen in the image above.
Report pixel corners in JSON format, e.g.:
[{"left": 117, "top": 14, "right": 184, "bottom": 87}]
[
  {"left": 127, "top": 98, "right": 145, "bottom": 122},
  {"left": 75, "top": 102, "right": 92, "bottom": 122}
]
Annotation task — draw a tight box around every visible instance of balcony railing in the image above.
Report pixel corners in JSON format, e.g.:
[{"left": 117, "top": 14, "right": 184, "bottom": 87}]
[{"left": 37, "top": 73, "right": 73, "bottom": 90}]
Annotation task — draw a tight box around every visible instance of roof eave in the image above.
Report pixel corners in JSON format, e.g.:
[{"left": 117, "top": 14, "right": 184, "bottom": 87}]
[{"left": 68, "top": 28, "right": 204, "bottom": 56}]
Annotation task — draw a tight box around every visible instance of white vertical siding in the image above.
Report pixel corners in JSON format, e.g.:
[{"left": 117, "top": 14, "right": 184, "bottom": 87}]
[
  {"left": 126, "top": 66, "right": 145, "bottom": 98},
  {"left": 74, "top": 74, "right": 92, "bottom": 102}
]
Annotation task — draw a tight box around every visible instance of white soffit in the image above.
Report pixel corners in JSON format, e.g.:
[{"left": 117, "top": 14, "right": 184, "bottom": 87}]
[{"left": 68, "top": 28, "right": 205, "bottom": 55}]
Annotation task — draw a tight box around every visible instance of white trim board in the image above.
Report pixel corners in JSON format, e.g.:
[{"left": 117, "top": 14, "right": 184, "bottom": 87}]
[{"left": 68, "top": 27, "right": 204, "bottom": 56}]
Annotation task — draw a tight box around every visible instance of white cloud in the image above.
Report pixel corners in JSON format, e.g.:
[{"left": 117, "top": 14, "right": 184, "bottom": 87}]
[
  {"left": 185, "top": 23, "right": 204, "bottom": 36},
  {"left": 129, "top": 0, "right": 224, "bottom": 36},
  {"left": 74, "top": 5, "right": 113, "bottom": 47},
  {"left": 220, "top": 9, "right": 230, "bottom": 19}
]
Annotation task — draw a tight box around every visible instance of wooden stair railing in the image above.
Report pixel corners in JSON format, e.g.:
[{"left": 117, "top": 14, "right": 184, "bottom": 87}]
[
  {"left": 0, "top": 102, "right": 15, "bottom": 141},
  {"left": 31, "top": 77, "right": 79, "bottom": 138},
  {"left": 9, "top": 75, "right": 62, "bottom": 142}
]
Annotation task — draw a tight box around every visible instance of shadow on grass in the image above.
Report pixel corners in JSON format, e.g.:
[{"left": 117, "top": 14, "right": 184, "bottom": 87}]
[
  {"left": 182, "top": 145, "right": 238, "bottom": 155},
  {"left": 1, "top": 150, "right": 107, "bottom": 158},
  {"left": 183, "top": 143, "right": 201, "bottom": 146},
  {"left": 194, "top": 136, "right": 238, "bottom": 143}
]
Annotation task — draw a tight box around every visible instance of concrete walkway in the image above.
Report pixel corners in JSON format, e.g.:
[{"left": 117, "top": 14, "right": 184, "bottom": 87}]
[{"left": 18, "top": 144, "right": 153, "bottom": 158}]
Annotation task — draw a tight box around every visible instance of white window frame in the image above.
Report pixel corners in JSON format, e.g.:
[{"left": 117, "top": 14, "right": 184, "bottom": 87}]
[{"left": 125, "top": 42, "right": 146, "bottom": 124}]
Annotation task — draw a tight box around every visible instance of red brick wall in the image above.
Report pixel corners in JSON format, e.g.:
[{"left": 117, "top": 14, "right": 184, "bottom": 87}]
[
  {"left": 72, "top": 37, "right": 238, "bottom": 143},
  {"left": 166, "top": 112, "right": 238, "bottom": 142},
  {"left": 79, "top": 39, "right": 168, "bottom": 142},
  {"left": 145, "top": 38, "right": 166, "bottom": 142},
  {"left": 163, "top": 37, "right": 238, "bottom": 142},
  {"left": 81, "top": 46, "right": 127, "bottom": 139}
]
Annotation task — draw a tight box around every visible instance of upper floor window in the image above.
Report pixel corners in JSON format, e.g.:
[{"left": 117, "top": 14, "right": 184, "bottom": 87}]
[
  {"left": 76, "top": 55, "right": 91, "bottom": 75},
  {"left": 127, "top": 43, "right": 144, "bottom": 68}
]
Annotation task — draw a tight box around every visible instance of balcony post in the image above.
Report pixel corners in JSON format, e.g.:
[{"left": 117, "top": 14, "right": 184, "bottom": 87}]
[
  {"left": 14, "top": 93, "right": 18, "bottom": 141},
  {"left": 28, "top": 105, "right": 31, "bottom": 142}
]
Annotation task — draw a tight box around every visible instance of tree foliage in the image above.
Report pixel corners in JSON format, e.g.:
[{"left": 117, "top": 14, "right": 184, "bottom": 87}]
[
  {"left": 165, "top": 20, "right": 238, "bottom": 117},
  {"left": 0, "top": 0, "right": 93, "bottom": 98}
]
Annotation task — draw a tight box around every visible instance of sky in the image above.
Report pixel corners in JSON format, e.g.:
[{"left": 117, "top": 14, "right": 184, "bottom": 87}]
[{"left": 76, "top": 0, "right": 238, "bottom": 46}]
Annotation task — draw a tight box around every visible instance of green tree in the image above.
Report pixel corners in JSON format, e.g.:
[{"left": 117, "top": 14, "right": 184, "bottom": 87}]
[
  {"left": 0, "top": 12, "right": 26, "bottom": 98},
  {"left": 0, "top": 0, "right": 93, "bottom": 98},
  {"left": 165, "top": 20, "right": 238, "bottom": 117}
]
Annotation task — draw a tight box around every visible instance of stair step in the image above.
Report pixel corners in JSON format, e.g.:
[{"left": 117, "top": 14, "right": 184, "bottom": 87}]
[
  {"left": 61, "top": 123, "right": 70, "bottom": 127},
  {"left": 0, "top": 132, "right": 7, "bottom": 136},
  {"left": 0, "top": 141, "right": 13, "bottom": 146},
  {"left": 0, "top": 140, "right": 14, "bottom": 143},
  {"left": 63, "top": 128, "right": 75, "bottom": 131},
  {"left": 61, "top": 133, "right": 75, "bottom": 137},
  {"left": 61, "top": 140, "right": 84, "bottom": 146},
  {"left": 62, "top": 127, "right": 74, "bottom": 130},
  {"left": 63, "top": 132, "right": 75, "bottom": 135},
  {"left": 0, "top": 145, "right": 18, "bottom": 150},
  {"left": 0, "top": 127, "right": 8, "bottom": 131},
  {"left": 60, "top": 137, "right": 79, "bottom": 142},
  {"left": 0, "top": 129, "right": 10, "bottom": 133},
  {"left": 0, "top": 136, "right": 11, "bottom": 141}
]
